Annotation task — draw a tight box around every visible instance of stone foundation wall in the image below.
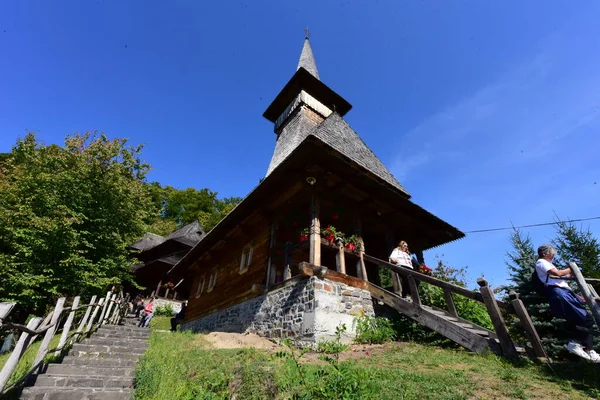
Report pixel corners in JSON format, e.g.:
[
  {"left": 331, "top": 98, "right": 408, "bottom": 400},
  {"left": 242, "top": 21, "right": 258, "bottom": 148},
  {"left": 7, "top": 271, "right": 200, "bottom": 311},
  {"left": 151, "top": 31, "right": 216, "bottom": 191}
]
[{"left": 181, "top": 276, "right": 374, "bottom": 345}]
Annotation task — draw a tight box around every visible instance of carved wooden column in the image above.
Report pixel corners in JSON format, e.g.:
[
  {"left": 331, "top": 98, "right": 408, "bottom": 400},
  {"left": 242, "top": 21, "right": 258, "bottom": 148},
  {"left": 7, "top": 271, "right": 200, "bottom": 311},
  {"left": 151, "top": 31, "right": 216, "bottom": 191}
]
[{"left": 309, "top": 194, "right": 321, "bottom": 265}]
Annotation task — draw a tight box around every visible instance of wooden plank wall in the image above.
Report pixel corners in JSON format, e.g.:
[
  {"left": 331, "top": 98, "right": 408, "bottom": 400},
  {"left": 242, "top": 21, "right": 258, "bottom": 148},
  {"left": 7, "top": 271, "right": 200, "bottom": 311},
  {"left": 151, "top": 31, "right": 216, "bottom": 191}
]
[{"left": 185, "top": 222, "right": 271, "bottom": 322}]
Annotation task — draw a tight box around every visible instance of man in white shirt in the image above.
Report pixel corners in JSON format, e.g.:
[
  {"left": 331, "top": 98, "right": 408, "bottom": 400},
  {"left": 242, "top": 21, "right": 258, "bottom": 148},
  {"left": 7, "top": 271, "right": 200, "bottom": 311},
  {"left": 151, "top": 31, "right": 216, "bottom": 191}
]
[{"left": 536, "top": 244, "right": 599, "bottom": 362}]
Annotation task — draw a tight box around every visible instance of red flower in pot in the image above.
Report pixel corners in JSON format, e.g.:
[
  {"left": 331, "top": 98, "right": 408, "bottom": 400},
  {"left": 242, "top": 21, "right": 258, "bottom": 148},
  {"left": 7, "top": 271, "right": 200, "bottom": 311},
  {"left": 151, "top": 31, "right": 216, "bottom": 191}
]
[{"left": 299, "top": 234, "right": 308, "bottom": 243}]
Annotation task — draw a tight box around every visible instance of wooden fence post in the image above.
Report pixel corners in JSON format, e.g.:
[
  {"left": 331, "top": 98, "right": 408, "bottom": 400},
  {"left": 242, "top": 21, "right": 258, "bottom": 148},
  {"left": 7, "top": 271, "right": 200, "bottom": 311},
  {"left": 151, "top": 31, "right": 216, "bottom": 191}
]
[
  {"left": 508, "top": 291, "right": 547, "bottom": 359},
  {"left": 0, "top": 317, "right": 43, "bottom": 392},
  {"left": 97, "top": 291, "right": 112, "bottom": 326},
  {"left": 407, "top": 276, "right": 422, "bottom": 307},
  {"left": 569, "top": 262, "right": 600, "bottom": 329},
  {"left": 86, "top": 297, "right": 105, "bottom": 333},
  {"left": 33, "top": 297, "right": 66, "bottom": 371},
  {"left": 55, "top": 296, "right": 79, "bottom": 357},
  {"left": 73, "top": 295, "right": 96, "bottom": 342},
  {"left": 443, "top": 289, "right": 458, "bottom": 318},
  {"left": 477, "top": 278, "right": 517, "bottom": 358},
  {"left": 0, "top": 303, "right": 16, "bottom": 322}
]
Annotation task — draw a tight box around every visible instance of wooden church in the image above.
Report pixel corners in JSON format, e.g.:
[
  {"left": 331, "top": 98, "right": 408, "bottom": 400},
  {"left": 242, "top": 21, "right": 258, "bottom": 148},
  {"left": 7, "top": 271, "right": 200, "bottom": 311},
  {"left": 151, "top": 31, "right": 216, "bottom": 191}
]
[{"left": 169, "top": 38, "right": 465, "bottom": 344}]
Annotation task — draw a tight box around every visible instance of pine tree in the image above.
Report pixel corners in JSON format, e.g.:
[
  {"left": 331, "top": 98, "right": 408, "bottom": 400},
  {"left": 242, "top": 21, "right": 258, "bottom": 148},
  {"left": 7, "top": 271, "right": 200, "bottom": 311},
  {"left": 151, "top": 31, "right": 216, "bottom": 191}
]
[
  {"left": 504, "top": 228, "right": 571, "bottom": 358},
  {"left": 551, "top": 218, "right": 600, "bottom": 279}
]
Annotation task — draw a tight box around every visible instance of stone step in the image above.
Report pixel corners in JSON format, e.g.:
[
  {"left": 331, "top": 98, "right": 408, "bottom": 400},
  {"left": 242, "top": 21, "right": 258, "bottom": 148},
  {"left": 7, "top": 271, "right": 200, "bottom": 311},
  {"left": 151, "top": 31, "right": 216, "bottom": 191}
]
[
  {"left": 67, "top": 350, "right": 141, "bottom": 361},
  {"left": 46, "top": 364, "right": 135, "bottom": 377},
  {"left": 20, "top": 386, "right": 131, "bottom": 400},
  {"left": 61, "top": 356, "right": 137, "bottom": 368},
  {"left": 84, "top": 337, "right": 148, "bottom": 348},
  {"left": 96, "top": 327, "right": 149, "bottom": 335},
  {"left": 93, "top": 330, "right": 149, "bottom": 339},
  {"left": 97, "top": 325, "right": 149, "bottom": 334},
  {"left": 71, "top": 343, "right": 146, "bottom": 355},
  {"left": 34, "top": 374, "right": 133, "bottom": 389}
]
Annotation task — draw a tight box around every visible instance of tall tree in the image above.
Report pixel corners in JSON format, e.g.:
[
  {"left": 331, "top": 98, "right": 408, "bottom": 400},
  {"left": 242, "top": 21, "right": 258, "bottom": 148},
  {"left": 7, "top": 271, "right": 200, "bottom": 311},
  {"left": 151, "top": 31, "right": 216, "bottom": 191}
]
[
  {"left": 0, "top": 132, "right": 154, "bottom": 317},
  {"left": 552, "top": 218, "right": 600, "bottom": 279}
]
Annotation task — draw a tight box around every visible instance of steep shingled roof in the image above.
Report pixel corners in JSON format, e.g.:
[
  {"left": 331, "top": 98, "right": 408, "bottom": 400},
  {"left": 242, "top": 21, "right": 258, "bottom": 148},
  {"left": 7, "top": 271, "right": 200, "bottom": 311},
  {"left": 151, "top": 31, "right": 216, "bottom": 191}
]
[
  {"left": 297, "top": 38, "right": 319, "bottom": 79},
  {"left": 311, "top": 113, "right": 409, "bottom": 196}
]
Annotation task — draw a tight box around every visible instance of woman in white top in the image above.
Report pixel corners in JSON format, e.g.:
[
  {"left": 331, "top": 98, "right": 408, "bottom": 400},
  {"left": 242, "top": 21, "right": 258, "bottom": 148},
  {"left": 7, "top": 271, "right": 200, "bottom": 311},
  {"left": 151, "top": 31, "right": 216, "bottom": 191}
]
[
  {"left": 536, "top": 244, "right": 599, "bottom": 362},
  {"left": 389, "top": 241, "right": 415, "bottom": 298}
]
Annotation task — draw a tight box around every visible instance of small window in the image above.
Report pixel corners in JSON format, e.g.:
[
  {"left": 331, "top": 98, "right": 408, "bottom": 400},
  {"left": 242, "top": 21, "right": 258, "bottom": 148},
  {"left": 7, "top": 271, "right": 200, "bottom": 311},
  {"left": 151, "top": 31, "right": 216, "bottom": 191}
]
[
  {"left": 195, "top": 275, "right": 206, "bottom": 298},
  {"left": 239, "top": 243, "right": 254, "bottom": 274},
  {"left": 207, "top": 270, "right": 218, "bottom": 292}
]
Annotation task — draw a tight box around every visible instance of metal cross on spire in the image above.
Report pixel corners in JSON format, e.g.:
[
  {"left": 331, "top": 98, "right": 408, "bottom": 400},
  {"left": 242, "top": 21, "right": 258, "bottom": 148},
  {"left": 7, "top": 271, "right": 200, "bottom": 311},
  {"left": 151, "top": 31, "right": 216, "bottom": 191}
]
[{"left": 303, "top": 27, "right": 311, "bottom": 39}]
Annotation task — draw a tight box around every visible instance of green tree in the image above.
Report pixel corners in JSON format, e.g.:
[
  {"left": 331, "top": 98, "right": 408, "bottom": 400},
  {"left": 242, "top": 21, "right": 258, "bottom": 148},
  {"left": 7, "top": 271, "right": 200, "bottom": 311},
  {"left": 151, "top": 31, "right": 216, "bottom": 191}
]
[
  {"left": 0, "top": 132, "right": 154, "bottom": 317},
  {"left": 552, "top": 218, "right": 600, "bottom": 279},
  {"left": 503, "top": 228, "right": 571, "bottom": 358}
]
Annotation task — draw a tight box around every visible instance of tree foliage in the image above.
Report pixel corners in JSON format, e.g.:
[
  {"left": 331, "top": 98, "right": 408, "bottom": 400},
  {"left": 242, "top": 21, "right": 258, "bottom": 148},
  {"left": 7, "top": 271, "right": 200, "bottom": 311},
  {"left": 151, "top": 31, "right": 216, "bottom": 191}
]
[
  {"left": 504, "top": 226, "right": 600, "bottom": 359},
  {"left": 0, "top": 132, "right": 154, "bottom": 316}
]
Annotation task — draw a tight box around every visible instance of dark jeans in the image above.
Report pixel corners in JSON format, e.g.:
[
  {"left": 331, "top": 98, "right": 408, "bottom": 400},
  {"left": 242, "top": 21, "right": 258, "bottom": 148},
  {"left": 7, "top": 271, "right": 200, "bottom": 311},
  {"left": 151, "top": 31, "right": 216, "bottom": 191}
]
[{"left": 547, "top": 286, "right": 594, "bottom": 349}]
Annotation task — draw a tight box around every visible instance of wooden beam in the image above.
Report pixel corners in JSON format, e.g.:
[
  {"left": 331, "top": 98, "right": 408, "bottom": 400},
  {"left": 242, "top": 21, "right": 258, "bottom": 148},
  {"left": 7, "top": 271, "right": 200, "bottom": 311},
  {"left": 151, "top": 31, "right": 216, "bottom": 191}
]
[
  {"left": 55, "top": 296, "right": 80, "bottom": 357},
  {"left": 337, "top": 240, "right": 346, "bottom": 274},
  {"left": 477, "top": 278, "right": 517, "bottom": 358},
  {"left": 443, "top": 289, "right": 458, "bottom": 318},
  {"left": 508, "top": 291, "right": 547, "bottom": 360},
  {"left": 33, "top": 297, "right": 66, "bottom": 371},
  {"left": 309, "top": 194, "right": 321, "bottom": 266},
  {"left": 407, "top": 276, "right": 421, "bottom": 307},
  {"left": 0, "top": 317, "right": 43, "bottom": 391},
  {"left": 569, "top": 262, "right": 600, "bottom": 329}
]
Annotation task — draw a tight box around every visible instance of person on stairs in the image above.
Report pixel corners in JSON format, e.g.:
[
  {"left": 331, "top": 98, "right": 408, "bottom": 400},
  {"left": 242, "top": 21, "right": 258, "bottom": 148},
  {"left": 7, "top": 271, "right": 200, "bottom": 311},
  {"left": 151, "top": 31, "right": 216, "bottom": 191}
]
[
  {"left": 138, "top": 297, "right": 156, "bottom": 328},
  {"left": 389, "top": 240, "right": 414, "bottom": 298},
  {"left": 536, "top": 244, "right": 600, "bottom": 362},
  {"left": 170, "top": 301, "right": 188, "bottom": 332}
]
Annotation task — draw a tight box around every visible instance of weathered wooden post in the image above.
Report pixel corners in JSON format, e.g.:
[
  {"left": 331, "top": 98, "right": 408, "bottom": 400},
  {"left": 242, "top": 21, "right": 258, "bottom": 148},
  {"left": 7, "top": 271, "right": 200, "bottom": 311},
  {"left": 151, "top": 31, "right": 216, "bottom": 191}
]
[
  {"left": 73, "top": 295, "right": 96, "bottom": 342},
  {"left": 33, "top": 297, "right": 66, "bottom": 371},
  {"left": 407, "top": 275, "right": 422, "bottom": 307},
  {"left": 0, "top": 317, "right": 43, "bottom": 391},
  {"left": 336, "top": 239, "right": 346, "bottom": 274},
  {"left": 508, "top": 291, "right": 547, "bottom": 359},
  {"left": 265, "top": 223, "right": 277, "bottom": 290},
  {"left": 155, "top": 281, "right": 163, "bottom": 298},
  {"left": 477, "top": 278, "right": 517, "bottom": 358},
  {"left": 85, "top": 297, "right": 105, "bottom": 333},
  {"left": 97, "top": 291, "right": 112, "bottom": 327},
  {"left": 0, "top": 303, "right": 17, "bottom": 355},
  {"left": 358, "top": 238, "right": 368, "bottom": 282},
  {"left": 309, "top": 194, "right": 321, "bottom": 266},
  {"left": 103, "top": 293, "right": 117, "bottom": 325},
  {"left": 55, "top": 296, "right": 80, "bottom": 357},
  {"left": 443, "top": 289, "right": 458, "bottom": 318},
  {"left": 569, "top": 262, "right": 600, "bottom": 328}
]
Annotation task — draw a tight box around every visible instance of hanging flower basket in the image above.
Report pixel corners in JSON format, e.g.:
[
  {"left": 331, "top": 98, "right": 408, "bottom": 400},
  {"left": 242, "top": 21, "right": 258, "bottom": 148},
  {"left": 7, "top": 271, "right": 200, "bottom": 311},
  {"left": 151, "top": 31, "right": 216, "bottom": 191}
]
[{"left": 418, "top": 264, "right": 433, "bottom": 276}]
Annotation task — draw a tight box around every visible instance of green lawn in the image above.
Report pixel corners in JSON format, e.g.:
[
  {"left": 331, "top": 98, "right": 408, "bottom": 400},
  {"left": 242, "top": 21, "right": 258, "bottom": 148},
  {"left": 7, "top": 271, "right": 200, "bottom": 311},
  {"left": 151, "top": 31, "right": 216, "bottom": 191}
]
[{"left": 134, "top": 321, "right": 600, "bottom": 400}]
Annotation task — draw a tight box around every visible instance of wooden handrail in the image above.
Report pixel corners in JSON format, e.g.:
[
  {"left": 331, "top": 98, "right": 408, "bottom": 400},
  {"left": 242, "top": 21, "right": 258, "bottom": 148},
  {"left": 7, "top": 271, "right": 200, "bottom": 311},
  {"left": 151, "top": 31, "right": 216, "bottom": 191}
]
[
  {"left": 362, "top": 253, "right": 513, "bottom": 311},
  {"left": 0, "top": 290, "right": 130, "bottom": 395}
]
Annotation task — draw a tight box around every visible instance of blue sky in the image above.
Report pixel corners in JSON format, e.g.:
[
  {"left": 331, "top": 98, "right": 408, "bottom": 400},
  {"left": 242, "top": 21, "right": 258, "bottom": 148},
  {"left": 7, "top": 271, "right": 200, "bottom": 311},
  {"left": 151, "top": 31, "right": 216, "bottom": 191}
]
[{"left": 1, "top": 1, "right": 599, "bottom": 288}]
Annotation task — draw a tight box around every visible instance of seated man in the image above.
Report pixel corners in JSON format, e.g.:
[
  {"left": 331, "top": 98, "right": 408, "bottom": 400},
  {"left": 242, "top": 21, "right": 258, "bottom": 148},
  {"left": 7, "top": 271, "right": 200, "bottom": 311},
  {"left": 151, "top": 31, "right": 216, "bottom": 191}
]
[
  {"left": 170, "top": 301, "right": 188, "bottom": 332},
  {"left": 536, "top": 244, "right": 599, "bottom": 362}
]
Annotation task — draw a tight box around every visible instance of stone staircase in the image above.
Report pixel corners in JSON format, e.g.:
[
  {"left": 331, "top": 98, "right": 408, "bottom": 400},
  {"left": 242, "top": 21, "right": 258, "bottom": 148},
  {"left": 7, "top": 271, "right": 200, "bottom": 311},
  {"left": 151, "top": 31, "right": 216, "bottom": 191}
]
[{"left": 20, "top": 318, "right": 149, "bottom": 400}]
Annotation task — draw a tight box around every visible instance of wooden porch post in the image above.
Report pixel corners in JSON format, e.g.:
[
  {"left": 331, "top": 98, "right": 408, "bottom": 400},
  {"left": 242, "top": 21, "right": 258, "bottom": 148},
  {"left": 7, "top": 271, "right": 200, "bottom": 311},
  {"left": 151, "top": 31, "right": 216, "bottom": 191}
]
[
  {"left": 336, "top": 240, "right": 346, "bottom": 274},
  {"left": 155, "top": 280, "right": 162, "bottom": 298},
  {"left": 309, "top": 194, "right": 321, "bottom": 266},
  {"left": 385, "top": 232, "right": 401, "bottom": 295},
  {"left": 265, "top": 223, "right": 277, "bottom": 290}
]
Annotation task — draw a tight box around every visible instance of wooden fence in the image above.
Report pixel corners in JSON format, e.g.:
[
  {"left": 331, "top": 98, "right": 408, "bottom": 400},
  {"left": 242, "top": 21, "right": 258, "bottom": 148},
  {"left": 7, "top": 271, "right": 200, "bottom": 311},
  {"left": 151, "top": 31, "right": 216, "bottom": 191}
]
[{"left": 0, "top": 290, "right": 130, "bottom": 395}]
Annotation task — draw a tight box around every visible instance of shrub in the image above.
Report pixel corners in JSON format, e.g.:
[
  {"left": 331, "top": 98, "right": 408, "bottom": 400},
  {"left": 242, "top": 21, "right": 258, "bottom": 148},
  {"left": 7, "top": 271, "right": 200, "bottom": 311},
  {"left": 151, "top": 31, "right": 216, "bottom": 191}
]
[
  {"left": 353, "top": 316, "right": 396, "bottom": 344},
  {"left": 153, "top": 304, "right": 174, "bottom": 317}
]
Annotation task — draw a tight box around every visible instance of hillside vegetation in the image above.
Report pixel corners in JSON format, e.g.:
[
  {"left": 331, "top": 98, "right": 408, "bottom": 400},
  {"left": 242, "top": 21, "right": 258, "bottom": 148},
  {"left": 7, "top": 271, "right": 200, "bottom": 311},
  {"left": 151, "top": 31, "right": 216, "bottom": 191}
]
[{"left": 134, "top": 317, "right": 600, "bottom": 400}]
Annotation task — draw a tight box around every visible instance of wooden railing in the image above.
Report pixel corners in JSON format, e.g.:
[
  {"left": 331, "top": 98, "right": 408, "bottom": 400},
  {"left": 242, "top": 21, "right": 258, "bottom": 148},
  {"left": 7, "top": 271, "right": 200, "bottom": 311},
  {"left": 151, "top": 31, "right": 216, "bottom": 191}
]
[
  {"left": 348, "top": 253, "right": 546, "bottom": 359},
  {"left": 0, "top": 290, "right": 129, "bottom": 395}
]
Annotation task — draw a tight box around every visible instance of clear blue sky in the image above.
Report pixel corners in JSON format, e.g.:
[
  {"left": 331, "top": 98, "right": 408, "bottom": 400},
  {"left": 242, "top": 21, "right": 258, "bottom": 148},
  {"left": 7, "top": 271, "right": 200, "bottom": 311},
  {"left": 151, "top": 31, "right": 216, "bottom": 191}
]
[{"left": 1, "top": 1, "right": 599, "bottom": 288}]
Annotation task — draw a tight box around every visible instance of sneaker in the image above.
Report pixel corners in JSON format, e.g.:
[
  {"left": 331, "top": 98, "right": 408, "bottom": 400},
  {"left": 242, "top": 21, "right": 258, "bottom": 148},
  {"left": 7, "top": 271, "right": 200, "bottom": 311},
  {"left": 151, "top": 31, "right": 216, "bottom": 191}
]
[
  {"left": 587, "top": 350, "right": 600, "bottom": 363},
  {"left": 567, "top": 341, "right": 591, "bottom": 360}
]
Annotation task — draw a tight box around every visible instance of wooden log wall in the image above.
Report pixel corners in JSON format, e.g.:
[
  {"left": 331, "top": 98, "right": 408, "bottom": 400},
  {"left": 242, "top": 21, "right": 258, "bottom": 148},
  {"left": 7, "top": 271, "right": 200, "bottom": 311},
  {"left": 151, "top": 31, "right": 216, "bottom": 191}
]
[{"left": 185, "top": 222, "right": 272, "bottom": 322}]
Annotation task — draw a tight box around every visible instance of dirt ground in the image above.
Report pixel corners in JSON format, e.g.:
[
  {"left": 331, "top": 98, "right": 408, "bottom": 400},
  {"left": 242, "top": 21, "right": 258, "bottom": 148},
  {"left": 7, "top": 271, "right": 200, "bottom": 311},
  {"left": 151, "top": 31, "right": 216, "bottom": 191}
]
[{"left": 200, "top": 331, "right": 391, "bottom": 362}]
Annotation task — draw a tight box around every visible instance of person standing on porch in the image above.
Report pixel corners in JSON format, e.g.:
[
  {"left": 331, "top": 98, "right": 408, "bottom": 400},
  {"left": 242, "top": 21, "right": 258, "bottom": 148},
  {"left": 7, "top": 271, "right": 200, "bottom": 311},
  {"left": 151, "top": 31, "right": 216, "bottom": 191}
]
[
  {"left": 536, "top": 244, "right": 600, "bottom": 362},
  {"left": 389, "top": 241, "right": 414, "bottom": 298}
]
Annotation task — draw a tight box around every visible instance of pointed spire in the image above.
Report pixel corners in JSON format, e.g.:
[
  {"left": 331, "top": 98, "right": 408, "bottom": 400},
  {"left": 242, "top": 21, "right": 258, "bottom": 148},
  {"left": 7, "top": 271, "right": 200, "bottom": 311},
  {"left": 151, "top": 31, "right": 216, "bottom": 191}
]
[{"left": 297, "top": 37, "right": 320, "bottom": 80}]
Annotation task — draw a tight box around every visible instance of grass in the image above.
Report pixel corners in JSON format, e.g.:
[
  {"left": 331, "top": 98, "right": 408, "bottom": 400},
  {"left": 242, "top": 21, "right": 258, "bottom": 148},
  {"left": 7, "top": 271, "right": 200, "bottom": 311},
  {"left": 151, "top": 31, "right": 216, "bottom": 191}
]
[{"left": 134, "top": 318, "right": 600, "bottom": 400}]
